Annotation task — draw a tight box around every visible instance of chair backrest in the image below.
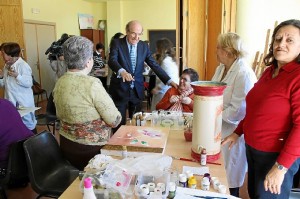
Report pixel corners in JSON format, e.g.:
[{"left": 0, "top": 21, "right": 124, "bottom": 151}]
[
  {"left": 2, "top": 139, "right": 29, "bottom": 187},
  {"left": 23, "top": 131, "right": 69, "bottom": 192},
  {"left": 46, "top": 92, "right": 56, "bottom": 115}
]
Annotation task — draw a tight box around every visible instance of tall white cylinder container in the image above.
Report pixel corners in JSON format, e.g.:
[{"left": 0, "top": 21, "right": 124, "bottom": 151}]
[{"left": 190, "top": 81, "right": 226, "bottom": 162}]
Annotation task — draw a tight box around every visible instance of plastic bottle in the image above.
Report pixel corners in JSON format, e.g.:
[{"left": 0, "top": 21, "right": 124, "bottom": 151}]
[
  {"left": 136, "top": 115, "right": 141, "bottom": 126},
  {"left": 178, "top": 174, "right": 187, "bottom": 187},
  {"left": 83, "top": 177, "right": 97, "bottom": 199},
  {"left": 201, "top": 177, "right": 210, "bottom": 191},
  {"left": 121, "top": 145, "right": 128, "bottom": 159},
  {"left": 200, "top": 148, "right": 207, "bottom": 166},
  {"left": 188, "top": 176, "right": 197, "bottom": 189},
  {"left": 140, "top": 114, "right": 146, "bottom": 126},
  {"left": 167, "top": 182, "right": 176, "bottom": 199}
]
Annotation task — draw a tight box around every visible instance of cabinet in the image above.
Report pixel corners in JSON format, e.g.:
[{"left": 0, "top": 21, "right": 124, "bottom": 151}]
[
  {"left": 80, "top": 29, "right": 105, "bottom": 57},
  {"left": 181, "top": 0, "right": 236, "bottom": 80}
]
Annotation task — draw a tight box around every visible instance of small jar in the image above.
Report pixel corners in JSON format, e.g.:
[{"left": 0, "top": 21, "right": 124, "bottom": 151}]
[
  {"left": 167, "top": 182, "right": 176, "bottom": 199},
  {"left": 201, "top": 177, "right": 210, "bottom": 191},
  {"left": 200, "top": 148, "right": 207, "bottom": 166},
  {"left": 188, "top": 176, "right": 197, "bottom": 189},
  {"left": 178, "top": 174, "right": 187, "bottom": 187}
]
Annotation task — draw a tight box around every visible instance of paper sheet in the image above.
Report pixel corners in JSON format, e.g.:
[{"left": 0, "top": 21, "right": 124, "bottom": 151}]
[
  {"left": 174, "top": 187, "right": 241, "bottom": 199},
  {"left": 182, "top": 166, "right": 209, "bottom": 175}
]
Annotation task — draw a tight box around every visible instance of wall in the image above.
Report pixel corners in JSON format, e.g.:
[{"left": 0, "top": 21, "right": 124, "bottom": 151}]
[
  {"left": 22, "top": 0, "right": 106, "bottom": 39},
  {"left": 22, "top": 0, "right": 176, "bottom": 50},
  {"left": 236, "top": 0, "right": 300, "bottom": 65},
  {"left": 120, "top": 0, "right": 176, "bottom": 41},
  {"left": 106, "top": 0, "right": 176, "bottom": 50}
]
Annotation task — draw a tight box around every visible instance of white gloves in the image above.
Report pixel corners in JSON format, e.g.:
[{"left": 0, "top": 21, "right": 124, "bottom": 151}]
[
  {"left": 182, "top": 97, "right": 192, "bottom": 105},
  {"left": 170, "top": 95, "right": 180, "bottom": 103}
]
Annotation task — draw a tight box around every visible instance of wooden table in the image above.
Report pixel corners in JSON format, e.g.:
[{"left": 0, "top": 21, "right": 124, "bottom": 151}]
[{"left": 59, "top": 129, "right": 227, "bottom": 198}]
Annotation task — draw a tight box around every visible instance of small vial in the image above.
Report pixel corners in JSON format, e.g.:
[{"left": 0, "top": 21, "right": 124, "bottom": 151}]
[
  {"left": 167, "top": 182, "right": 176, "bottom": 199},
  {"left": 140, "top": 114, "right": 146, "bottom": 126},
  {"left": 200, "top": 148, "right": 207, "bottom": 166},
  {"left": 178, "top": 174, "right": 187, "bottom": 187},
  {"left": 136, "top": 115, "right": 141, "bottom": 126},
  {"left": 188, "top": 176, "right": 197, "bottom": 189},
  {"left": 121, "top": 145, "right": 127, "bottom": 159},
  {"left": 201, "top": 177, "right": 210, "bottom": 191}
]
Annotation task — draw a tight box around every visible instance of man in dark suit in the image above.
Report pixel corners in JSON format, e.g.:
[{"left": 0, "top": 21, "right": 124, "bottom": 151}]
[{"left": 108, "top": 20, "right": 177, "bottom": 131}]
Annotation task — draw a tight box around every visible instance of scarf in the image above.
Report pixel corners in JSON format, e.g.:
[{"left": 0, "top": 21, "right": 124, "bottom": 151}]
[{"left": 169, "top": 87, "right": 194, "bottom": 112}]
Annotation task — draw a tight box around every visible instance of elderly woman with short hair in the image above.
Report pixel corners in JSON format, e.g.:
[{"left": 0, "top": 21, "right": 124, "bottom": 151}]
[{"left": 53, "top": 36, "right": 121, "bottom": 170}]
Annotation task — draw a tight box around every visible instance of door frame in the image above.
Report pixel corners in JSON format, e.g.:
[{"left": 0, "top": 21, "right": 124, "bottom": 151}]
[{"left": 23, "top": 19, "right": 57, "bottom": 91}]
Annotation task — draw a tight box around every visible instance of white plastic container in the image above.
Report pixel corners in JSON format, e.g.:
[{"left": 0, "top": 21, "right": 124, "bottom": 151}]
[{"left": 83, "top": 177, "right": 97, "bottom": 199}]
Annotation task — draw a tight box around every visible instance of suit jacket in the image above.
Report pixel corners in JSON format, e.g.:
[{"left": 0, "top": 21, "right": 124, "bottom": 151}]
[{"left": 108, "top": 37, "right": 170, "bottom": 101}]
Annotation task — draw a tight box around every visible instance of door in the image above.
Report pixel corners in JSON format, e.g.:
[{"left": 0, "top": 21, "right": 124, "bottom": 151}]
[{"left": 24, "top": 21, "right": 56, "bottom": 95}]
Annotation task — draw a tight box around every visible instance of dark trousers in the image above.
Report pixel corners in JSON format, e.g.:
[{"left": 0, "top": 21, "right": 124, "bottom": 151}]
[
  {"left": 112, "top": 88, "right": 142, "bottom": 133},
  {"left": 246, "top": 144, "right": 300, "bottom": 199}
]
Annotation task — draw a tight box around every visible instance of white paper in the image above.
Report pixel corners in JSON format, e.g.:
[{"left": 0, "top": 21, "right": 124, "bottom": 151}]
[
  {"left": 174, "top": 187, "right": 241, "bottom": 199},
  {"left": 182, "top": 166, "right": 209, "bottom": 176}
]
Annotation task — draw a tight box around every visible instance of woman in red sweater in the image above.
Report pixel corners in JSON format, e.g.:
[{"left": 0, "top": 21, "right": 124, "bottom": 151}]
[
  {"left": 222, "top": 19, "right": 300, "bottom": 198},
  {"left": 156, "top": 68, "right": 199, "bottom": 112}
]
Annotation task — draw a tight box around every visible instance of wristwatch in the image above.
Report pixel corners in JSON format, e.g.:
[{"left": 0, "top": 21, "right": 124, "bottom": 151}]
[{"left": 275, "top": 162, "right": 288, "bottom": 172}]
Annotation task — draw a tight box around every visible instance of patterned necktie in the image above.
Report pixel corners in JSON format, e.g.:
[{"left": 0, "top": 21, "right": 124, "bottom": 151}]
[{"left": 129, "top": 45, "right": 136, "bottom": 73}]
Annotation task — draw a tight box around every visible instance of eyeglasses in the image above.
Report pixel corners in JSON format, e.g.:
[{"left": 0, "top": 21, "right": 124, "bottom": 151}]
[
  {"left": 129, "top": 31, "right": 143, "bottom": 37},
  {"left": 180, "top": 77, "right": 190, "bottom": 82}
]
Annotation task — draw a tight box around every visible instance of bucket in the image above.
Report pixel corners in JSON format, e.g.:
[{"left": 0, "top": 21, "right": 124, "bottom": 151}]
[{"left": 190, "top": 81, "right": 226, "bottom": 162}]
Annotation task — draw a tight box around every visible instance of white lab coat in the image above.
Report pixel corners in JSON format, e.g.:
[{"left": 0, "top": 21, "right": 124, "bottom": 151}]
[{"left": 211, "top": 58, "right": 257, "bottom": 188}]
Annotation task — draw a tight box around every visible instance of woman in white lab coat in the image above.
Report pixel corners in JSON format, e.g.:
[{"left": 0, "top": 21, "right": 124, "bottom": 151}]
[{"left": 211, "top": 33, "right": 257, "bottom": 197}]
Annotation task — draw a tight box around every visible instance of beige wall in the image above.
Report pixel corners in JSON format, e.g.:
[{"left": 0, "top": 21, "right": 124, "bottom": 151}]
[
  {"left": 236, "top": 0, "right": 300, "bottom": 65},
  {"left": 22, "top": 0, "right": 177, "bottom": 50},
  {"left": 22, "top": 0, "right": 106, "bottom": 39}
]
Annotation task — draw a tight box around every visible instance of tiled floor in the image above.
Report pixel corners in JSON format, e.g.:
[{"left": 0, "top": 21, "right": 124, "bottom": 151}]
[{"left": 5, "top": 99, "right": 250, "bottom": 199}]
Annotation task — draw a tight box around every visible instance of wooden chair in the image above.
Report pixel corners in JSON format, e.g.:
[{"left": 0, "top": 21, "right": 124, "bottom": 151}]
[{"left": 32, "top": 76, "right": 48, "bottom": 107}]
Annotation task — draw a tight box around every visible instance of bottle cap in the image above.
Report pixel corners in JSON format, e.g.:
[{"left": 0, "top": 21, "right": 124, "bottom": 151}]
[
  {"left": 169, "top": 182, "right": 176, "bottom": 191},
  {"left": 147, "top": 182, "right": 156, "bottom": 192},
  {"left": 202, "top": 177, "right": 210, "bottom": 185},
  {"left": 188, "top": 176, "right": 197, "bottom": 184},
  {"left": 179, "top": 173, "right": 187, "bottom": 182},
  {"left": 140, "top": 184, "right": 150, "bottom": 195},
  {"left": 84, "top": 177, "right": 92, "bottom": 188}
]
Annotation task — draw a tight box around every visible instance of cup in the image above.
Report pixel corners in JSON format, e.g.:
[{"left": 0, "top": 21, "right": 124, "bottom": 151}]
[
  {"left": 151, "top": 111, "right": 159, "bottom": 126},
  {"left": 165, "top": 167, "right": 179, "bottom": 185}
]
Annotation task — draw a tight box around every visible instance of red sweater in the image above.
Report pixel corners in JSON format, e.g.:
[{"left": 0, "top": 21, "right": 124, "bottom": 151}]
[
  {"left": 156, "top": 87, "right": 194, "bottom": 113},
  {"left": 235, "top": 61, "right": 300, "bottom": 168}
]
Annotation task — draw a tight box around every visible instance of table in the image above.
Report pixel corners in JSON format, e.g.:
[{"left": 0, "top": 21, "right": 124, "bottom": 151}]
[
  {"left": 18, "top": 107, "right": 41, "bottom": 117},
  {"left": 59, "top": 130, "right": 228, "bottom": 198}
]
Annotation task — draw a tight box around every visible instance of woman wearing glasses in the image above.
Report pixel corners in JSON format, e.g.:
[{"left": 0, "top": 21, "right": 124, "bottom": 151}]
[{"left": 156, "top": 68, "right": 199, "bottom": 113}]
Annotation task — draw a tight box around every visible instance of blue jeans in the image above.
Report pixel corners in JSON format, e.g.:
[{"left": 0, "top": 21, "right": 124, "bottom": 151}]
[{"left": 246, "top": 144, "right": 300, "bottom": 199}]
